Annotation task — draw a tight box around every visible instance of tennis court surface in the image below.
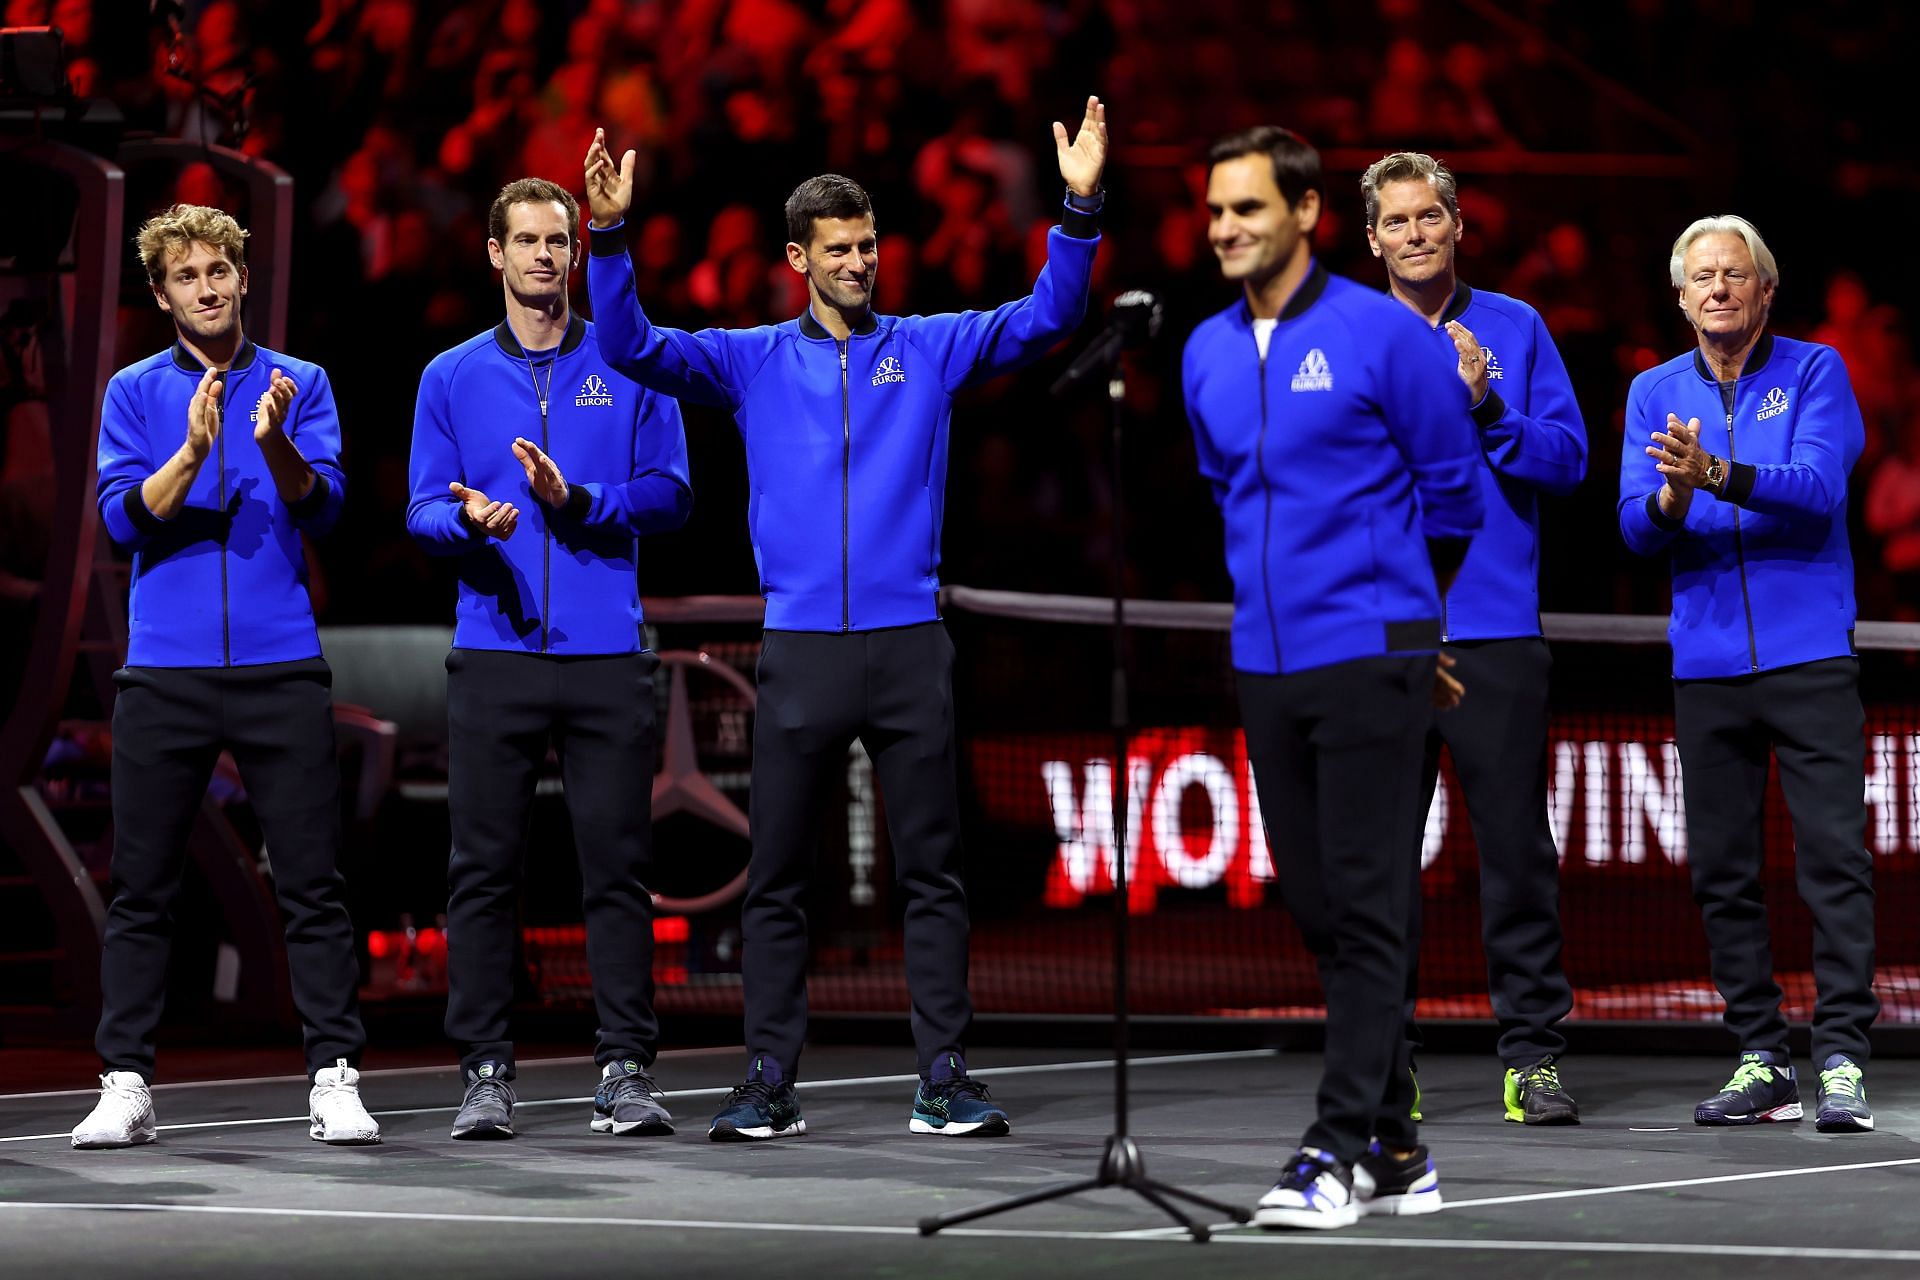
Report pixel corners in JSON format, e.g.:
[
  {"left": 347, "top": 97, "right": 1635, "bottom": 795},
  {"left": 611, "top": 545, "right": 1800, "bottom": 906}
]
[{"left": 4, "top": 1046, "right": 1917, "bottom": 1278}]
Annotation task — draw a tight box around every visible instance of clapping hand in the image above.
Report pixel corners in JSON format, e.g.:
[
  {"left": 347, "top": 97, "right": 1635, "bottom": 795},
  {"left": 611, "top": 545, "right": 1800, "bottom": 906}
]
[
  {"left": 450, "top": 481, "right": 518, "bottom": 540},
  {"left": 512, "top": 437, "right": 569, "bottom": 509}
]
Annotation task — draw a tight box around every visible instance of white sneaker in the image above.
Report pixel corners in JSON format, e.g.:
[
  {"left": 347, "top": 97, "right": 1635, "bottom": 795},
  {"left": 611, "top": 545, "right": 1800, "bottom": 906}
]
[
  {"left": 71, "top": 1071, "right": 157, "bottom": 1149},
  {"left": 309, "top": 1059, "right": 381, "bottom": 1144},
  {"left": 1254, "top": 1146, "right": 1361, "bottom": 1229}
]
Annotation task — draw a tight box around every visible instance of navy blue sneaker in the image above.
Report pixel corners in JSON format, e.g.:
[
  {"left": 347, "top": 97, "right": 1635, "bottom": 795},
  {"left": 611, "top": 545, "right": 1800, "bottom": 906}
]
[
  {"left": 451, "top": 1060, "right": 515, "bottom": 1140},
  {"left": 708, "top": 1056, "right": 805, "bottom": 1142},
  {"left": 910, "top": 1053, "right": 1010, "bottom": 1136},
  {"left": 592, "top": 1058, "right": 674, "bottom": 1136},
  {"left": 1695, "top": 1050, "right": 1802, "bottom": 1126},
  {"left": 1815, "top": 1054, "right": 1873, "bottom": 1133}
]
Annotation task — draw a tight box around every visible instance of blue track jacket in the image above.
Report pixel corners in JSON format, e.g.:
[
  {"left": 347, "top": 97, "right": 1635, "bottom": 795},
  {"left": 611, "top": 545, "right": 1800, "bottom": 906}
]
[
  {"left": 406, "top": 315, "right": 692, "bottom": 654},
  {"left": 1183, "top": 262, "right": 1483, "bottom": 676},
  {"left": 1618, "top": 333, "right": 1863, "bottom": 680},
  {"left": 97, "top": 340, "right": 345, "bottom": 668},
  {"left": 586, "top": 213, "right": 1097, "bottom": 632},
  {"left": 1422, "top": 284, "right": 1586, "bottom": 640}
]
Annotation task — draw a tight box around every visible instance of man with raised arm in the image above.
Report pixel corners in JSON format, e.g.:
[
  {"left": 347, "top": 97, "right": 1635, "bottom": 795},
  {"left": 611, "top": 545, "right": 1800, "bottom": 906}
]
[
  {"left": 407, "top": 177, "right": 692, "bottom": 1142},
  {"left": 76, "top": 204, "right": 377, "bottom": 1149},
  {"left": 583, "top": 97, "right": 1107, "bottom": 1141}
]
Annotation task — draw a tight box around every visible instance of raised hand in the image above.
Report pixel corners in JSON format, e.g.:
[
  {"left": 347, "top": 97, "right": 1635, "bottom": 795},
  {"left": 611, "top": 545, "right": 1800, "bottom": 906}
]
[
  {"left": 184, "top": 367, "right": 222, "bottom": 462},
  {"left": 1053, "top": 95, "right": 1108, "bottom": 198},
  {"left": 449, "top": 481, "right": 519, "bottom": 541},
  {"left": 584, "top": 127, "right": 636, "bottom": 229},
  {"left": 512, "top": 436, "right": 569, "bottom": 509},
  {"left": 1444, "top": 320, "right": 1489, "bottom": 403},
  {"left": 254, "top": 368, "right": 298, "bottom": 441}
]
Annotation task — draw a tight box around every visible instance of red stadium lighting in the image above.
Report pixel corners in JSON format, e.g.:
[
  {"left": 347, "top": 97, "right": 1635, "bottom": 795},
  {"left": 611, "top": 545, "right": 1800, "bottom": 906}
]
[
  {"left": 653, "top": 916, "right": 689, "bottom": 944},
  {"left": 414, "top": 927, "right": 444, "bottom": 956},
  {"left": 366, "top": 931, "right": 391, "bottom": 959}
]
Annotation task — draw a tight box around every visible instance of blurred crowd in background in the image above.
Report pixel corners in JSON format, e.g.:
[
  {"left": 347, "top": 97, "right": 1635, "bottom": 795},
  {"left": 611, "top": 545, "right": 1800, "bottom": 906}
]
[{"left": 4, "top": 0, "right": 1916, "bottom": 635}]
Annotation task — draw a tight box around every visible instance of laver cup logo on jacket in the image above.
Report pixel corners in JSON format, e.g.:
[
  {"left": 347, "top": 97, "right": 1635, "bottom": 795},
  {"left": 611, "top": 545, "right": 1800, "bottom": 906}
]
[
  {"left": 576, "top": 373, "right": 615, "bottom": 407},
  {"left": 1757, "top": 386, "right": 1789, "bottom": 421},
  {"left": 871, "top": 355, "right": 907, "bottom": 387},
  {"left": 1291, "top": 348, "right": 1333, "bottom": 392}
]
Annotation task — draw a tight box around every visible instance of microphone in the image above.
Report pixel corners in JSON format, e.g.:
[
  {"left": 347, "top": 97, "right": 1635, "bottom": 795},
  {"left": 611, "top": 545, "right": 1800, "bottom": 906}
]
[{"left": 1051, "top": 290, "right": 1164, "bottom": 397}]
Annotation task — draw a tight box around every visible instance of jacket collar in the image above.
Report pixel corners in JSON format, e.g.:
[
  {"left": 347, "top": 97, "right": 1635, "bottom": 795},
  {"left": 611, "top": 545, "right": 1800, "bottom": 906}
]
[
  {"left": 1240, "top": 258, "right": 1329, "bottom": 325},
  {"left": 798, "top": 305, "right": 879, "bottom": 341},
  {"left": 171, "top": 337, "right": 257, "bottom": 373},
  {"left": 493, "top": 312, "right": 587, "bottom": 359},
  {"left": 1440, "top": 281, "right": 1474, "bottom": 325},
  {"left": 1692, "top": 331, "right": 1774, "bottom": 383}
]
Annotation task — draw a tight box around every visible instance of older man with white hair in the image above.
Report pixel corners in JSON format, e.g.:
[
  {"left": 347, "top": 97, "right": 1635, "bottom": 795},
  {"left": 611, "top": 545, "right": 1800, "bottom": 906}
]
[{"left": 1619, "top": 215, "right": 1875, "bottom": 1133}]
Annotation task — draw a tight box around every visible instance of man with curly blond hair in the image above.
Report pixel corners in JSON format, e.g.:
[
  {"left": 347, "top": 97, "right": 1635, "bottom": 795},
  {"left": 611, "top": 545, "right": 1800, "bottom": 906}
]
[{"left": 73, "top": 204, "right": 379, "bottom": 1150}]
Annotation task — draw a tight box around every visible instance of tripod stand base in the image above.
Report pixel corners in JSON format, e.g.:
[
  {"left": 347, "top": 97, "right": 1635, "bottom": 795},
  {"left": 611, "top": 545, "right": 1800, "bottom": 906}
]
[{"left": 917, "top": 1135, "right": 1250, "bottom": 1242}]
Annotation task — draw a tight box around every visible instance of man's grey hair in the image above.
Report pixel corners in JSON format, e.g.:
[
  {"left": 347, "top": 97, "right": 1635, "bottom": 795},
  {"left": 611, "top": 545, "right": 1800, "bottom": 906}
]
[
  {"left": 1669, "top": 215, "right": 1779, "bottom": 289},
  {"left": 1359, "top": 151, "right": 1459, "bottom": 230}
]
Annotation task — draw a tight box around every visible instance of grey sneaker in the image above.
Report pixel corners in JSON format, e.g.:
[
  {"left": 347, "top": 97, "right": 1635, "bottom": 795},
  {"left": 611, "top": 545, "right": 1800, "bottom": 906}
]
[
  {"left": 451, "top": 1060, "right": 515, "bottom": 1140},
  {"left": 591, "top": 1058, "right": 674, "bottom": 1136}
]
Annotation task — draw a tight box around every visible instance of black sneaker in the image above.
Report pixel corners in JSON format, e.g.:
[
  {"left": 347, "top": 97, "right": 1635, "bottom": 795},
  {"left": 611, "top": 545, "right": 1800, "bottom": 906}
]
[
  {"left": 909, "top": 1053, "right": 1010, "bottom": 1137},
  {"left": 592, "top": 1058, "right": 675, "bottom": 1136},
  {"left": 451, "top": 1060, "right": 516, "bottom": 1140},
  {"left": 1695, "top": 1050, "right": 1801, "bottom": 1126},
  {"left": 1352, "top": 1141, "right": 1443, "bottom": 1217},
  {"left": 1504, "top": 1055, "right": 1580, "bottom": 1125},
  {"left": 708, "top": 1056, "right": 805, "bottom": 1142},
  {"left": 1815, "top": 1054, "right": 1873, "bottom": 1133}
]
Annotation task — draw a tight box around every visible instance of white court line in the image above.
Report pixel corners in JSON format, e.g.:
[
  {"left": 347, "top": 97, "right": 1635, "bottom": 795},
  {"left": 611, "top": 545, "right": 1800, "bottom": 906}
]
[
  {"left": 1, "top": 1202, "right": 1917, "bottom": 1263},
  {"left": 1444, "top": 1155, "right": 1920, "bottom": 1209},
  {"left": 0, "top": 1046, "right": 743, "bottom": 1101},
  {"left": 0, "top": 1049, "right": 1275, "bottom": 1144}
]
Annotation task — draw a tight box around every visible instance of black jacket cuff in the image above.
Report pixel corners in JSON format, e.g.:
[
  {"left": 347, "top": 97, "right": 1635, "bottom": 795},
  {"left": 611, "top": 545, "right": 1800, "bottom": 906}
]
[
  {"left": 287, "top": 474, "right": 330, "bottom": 521},
  {"left": 1060, "top": 202, "right": 1101, "bottom": 240},
  {"left": 589, "top": 221, "right": 627, "bottom": 257},
  {"left": 556, "top": 484, "right": 592, "bottom": 519},
  {"left": 1469, "top": 388, "right": 1506, "bottom": 429},
  {"left": 1645, "top": 490, "right": 1685, "bottom": 531},
  {"left": 124, "top": 486, "right": 167, "bottom": 536},
  {"left": 1715, "top": 461, "right": 1758, "bottom": 506}
]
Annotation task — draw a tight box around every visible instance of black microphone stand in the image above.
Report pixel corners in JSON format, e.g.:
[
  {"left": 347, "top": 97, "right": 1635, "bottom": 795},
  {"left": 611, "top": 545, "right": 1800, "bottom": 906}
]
[{"left": 919, "top": 302, "right": 1250, "bottom": 1244}]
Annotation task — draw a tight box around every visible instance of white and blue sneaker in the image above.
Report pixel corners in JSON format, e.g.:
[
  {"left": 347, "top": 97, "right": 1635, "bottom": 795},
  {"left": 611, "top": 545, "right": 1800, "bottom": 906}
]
[
  {"left": 1254, "top": 1146, "right": 1360, "bottom": 1230},
  {"left": 1695, "top": 1050, "right": 1801, "bottom": 1126},
  {"left": 1353, "top": 1141, "right": 1442, "bottom": 1216}
]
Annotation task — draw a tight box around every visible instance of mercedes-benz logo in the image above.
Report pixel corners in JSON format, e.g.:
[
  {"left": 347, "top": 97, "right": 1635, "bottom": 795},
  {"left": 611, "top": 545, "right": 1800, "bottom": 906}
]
[{"left": 650, "top": 649, "right": 753, "bottom": 915}]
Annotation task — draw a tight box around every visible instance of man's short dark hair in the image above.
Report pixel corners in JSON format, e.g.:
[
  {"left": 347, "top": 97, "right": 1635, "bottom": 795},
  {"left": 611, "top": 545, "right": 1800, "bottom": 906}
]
[
  {"left": 1205, "top": 126, "right": 1323, "bottom": 211},
  {"left": 488, "top": 177, "right": 580, "bottom": 249},
  {"left": 785, "top": 174, "right": 874, "bottom": 247}
]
